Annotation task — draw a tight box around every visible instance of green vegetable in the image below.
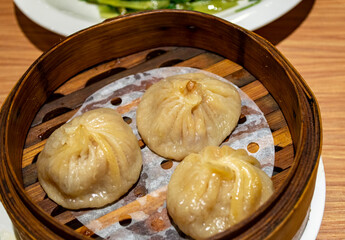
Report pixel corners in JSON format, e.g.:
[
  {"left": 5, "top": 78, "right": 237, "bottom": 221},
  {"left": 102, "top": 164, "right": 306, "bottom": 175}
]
[
  {"left": 97, "top": 5, "right": 120, "bottom": 18},
  {"left": 91, "top": 0, "right": 171, "bottom": 10},
  {"left": 190, "top": 0, "right": 238, "bottom": 14},
  {"left": 81, "top": 0, "right": 262, "bottom": 18}
]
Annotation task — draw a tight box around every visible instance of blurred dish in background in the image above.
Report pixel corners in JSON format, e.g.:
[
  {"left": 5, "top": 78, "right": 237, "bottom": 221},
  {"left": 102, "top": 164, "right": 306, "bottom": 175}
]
[{"left": 14, "top": 0, "right": 301, "bottom": 36}]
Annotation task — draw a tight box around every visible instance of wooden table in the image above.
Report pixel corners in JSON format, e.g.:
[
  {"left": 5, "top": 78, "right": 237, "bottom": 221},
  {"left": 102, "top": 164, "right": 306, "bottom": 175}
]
[{"left": 0, "top": 0, "right": 344, "bottom": 239}]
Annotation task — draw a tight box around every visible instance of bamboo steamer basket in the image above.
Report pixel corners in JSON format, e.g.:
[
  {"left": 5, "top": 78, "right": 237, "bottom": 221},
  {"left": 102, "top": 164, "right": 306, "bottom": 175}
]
[{"left": 0, "top": 10, "right": 321, "bottom": 240}]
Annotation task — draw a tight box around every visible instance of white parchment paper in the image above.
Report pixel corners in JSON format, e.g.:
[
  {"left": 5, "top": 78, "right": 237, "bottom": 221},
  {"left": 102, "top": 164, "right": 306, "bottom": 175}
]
[{"left": 71, "top": 67, "right": 275, "bottom": 239}]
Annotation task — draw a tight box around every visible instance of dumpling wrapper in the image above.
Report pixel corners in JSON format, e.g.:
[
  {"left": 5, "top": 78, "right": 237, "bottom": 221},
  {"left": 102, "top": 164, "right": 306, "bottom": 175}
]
[
  {"left": 37, "top": 108, "right": 142, "bottom": 209},
  {"left": 167, "top": 145, "right": 274, "bottom": 239},
  {"left": 136, "top": 72, "right": 241, "bottom": 160}
]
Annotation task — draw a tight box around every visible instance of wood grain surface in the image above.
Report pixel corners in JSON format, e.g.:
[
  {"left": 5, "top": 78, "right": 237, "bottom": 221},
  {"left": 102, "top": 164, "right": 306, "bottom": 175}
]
[{"left": 0, "top": 0, "right": 344, "bottom": 239}]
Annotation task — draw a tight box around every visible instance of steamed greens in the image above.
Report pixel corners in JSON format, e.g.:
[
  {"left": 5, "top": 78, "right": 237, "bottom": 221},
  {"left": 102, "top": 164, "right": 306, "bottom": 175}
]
[{"left": 81, "top": 0, "right": 261, "bottom": 18}]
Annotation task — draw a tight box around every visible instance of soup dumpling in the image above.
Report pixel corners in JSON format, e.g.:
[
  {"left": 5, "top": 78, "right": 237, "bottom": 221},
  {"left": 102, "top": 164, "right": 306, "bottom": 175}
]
[
  {"left": 167, "top": 145, "right": 274, "bottom": 239},
  {"left": 37, "top": 108, "right": 142, "bottom": 209},
  {"left": 136, "top": 72, "right": 241, "bottom": 160}
]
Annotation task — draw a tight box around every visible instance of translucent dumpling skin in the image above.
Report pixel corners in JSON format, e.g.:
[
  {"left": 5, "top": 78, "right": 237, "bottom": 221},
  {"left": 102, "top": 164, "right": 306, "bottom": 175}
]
[
  {"left": 167, "top": 146, "right": 274, "bottom": 239},
  {"left": 136, "top": 73, "right": 241, "bottom": 160},
  {"left": 37, "top": 108, "right": 142, "bottom": 209}
]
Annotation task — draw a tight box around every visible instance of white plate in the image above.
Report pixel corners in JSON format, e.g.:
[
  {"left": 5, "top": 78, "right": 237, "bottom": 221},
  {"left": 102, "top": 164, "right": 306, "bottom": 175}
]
[
  {"left": 0, "top": 158, "right": 325, "bottom": 239},
  {"left": 300, "top": 157, "right": 326, "bottom": 240},
  {"left": 13, "top": 0, "right": 302, "bottom": 36},
  {"left": 0, "top": 200, "right": 16, "bottom": 240}
]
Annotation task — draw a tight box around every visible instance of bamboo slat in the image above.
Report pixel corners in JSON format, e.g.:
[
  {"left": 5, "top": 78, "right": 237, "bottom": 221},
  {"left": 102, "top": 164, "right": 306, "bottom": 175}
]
[{"left": 21, "top": 47, "right": 294, "bottom": 237}]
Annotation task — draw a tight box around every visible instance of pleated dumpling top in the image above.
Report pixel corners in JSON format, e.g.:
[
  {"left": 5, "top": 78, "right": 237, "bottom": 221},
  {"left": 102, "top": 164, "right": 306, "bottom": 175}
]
[
  {"left": 37, "top": 108, "right": 142, "bottom": 209},
  {"left": 136, "top": 73, "right": 241, "bottom": 160},
  {"left": 167, "top": 145, "right": 274, "bottom": 239}
]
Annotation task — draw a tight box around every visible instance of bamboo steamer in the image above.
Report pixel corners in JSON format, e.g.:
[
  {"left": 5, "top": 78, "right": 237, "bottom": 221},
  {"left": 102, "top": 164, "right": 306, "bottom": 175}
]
[{"left": 0, "top": 10, "right": 321, "bottom": 240}]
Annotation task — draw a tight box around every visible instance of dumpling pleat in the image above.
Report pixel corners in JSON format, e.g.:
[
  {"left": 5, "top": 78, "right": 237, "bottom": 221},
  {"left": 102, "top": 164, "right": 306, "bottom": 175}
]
[
  {"left": 37, "top": 108, "right": 142, "bottom": 209},
  {"left": 167, "top": 146, "right": 273, "bottom": 239},
  {"left": 136, "top": 73, "right": 241, "bottom": 160}
]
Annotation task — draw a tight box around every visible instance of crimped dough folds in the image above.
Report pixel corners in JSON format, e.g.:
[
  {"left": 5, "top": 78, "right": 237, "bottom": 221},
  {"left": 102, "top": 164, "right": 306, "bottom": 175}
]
[
  {"left": 37, "top": 108, "right": 142, "bottom": 209},
  {"left": 167, "top": 145, "right": 274, "bottom": 239},
  {"left": 136, "top": 73, "right": 241, "bottom": 160}
]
